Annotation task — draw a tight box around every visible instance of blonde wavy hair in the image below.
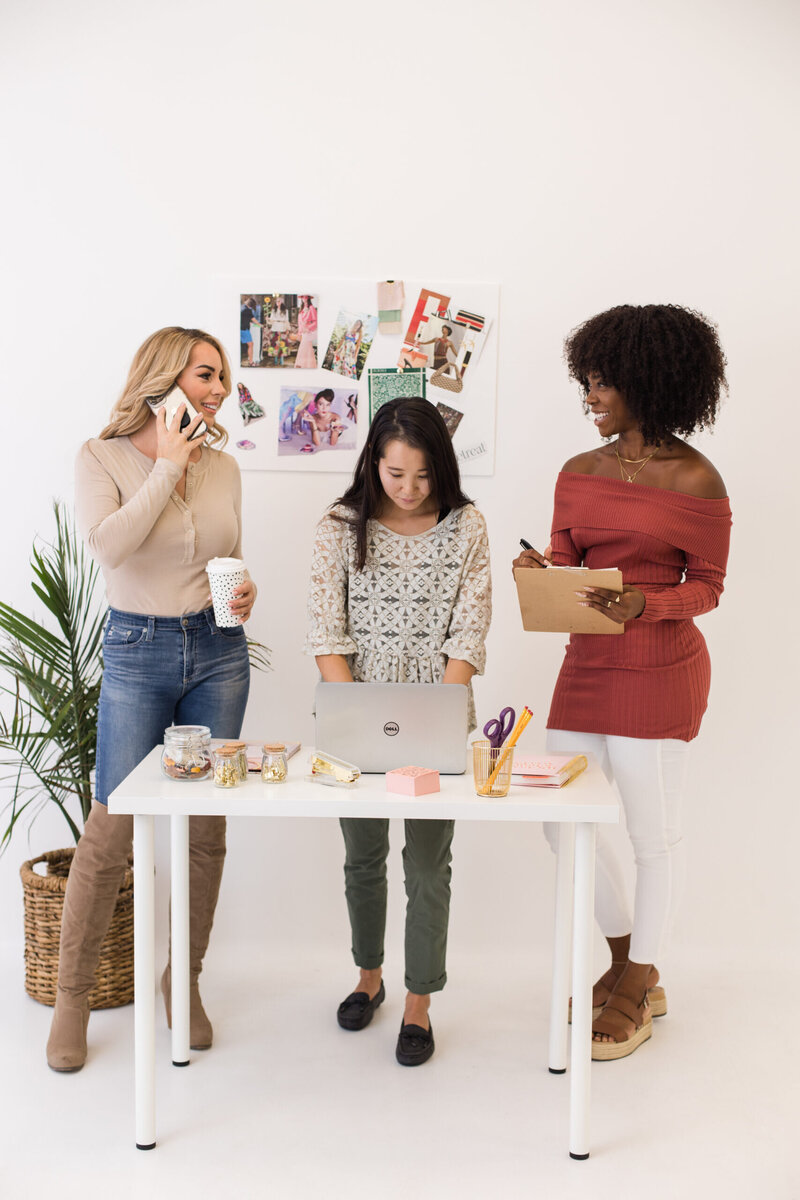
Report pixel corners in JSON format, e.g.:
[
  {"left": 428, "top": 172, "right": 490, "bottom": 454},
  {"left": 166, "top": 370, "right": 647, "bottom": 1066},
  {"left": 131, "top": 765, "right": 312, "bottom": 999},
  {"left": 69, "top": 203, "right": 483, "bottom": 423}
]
[{"left": 99, "top": 327, "right": 233, "bottom": 448}]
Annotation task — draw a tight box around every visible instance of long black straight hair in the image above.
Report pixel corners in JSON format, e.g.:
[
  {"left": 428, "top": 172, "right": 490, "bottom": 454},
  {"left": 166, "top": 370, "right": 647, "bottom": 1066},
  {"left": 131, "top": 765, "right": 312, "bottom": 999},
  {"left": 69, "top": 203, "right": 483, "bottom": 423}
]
[{"left": 333, "top": 397, "right": 472, "bottom": 571}]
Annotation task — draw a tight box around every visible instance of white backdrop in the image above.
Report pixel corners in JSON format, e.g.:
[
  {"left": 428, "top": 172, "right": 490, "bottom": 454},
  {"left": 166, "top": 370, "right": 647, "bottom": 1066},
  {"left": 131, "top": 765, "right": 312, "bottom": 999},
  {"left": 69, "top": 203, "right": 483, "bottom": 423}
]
[{"left": 1, "top": 0, "right": 798, "bottom": 982}]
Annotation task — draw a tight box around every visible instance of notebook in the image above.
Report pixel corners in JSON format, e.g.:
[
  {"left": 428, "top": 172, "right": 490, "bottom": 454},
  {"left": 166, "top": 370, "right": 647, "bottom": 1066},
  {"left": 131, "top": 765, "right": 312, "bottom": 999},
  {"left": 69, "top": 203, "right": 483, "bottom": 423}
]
[
  {"left": 314, "top": 682, "right": 469, "bottom": 774},
  {"left": 511, "top": 753, "right": 588, "bottom": 788}
]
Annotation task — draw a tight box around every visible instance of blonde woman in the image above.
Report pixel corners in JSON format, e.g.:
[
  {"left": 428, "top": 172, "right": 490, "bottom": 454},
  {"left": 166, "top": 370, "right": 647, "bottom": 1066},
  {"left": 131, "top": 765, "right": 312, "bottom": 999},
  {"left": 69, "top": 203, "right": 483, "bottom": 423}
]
[{"left": 47, "top": 327, "right": 256, "bottom": 1072}]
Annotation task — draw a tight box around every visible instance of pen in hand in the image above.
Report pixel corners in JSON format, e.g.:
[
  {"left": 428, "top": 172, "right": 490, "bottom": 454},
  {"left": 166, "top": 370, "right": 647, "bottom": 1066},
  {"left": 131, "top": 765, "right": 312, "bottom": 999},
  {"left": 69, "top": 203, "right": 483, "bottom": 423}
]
[{"left": 520, "top": 538, "right": 549, "bottom": 566}]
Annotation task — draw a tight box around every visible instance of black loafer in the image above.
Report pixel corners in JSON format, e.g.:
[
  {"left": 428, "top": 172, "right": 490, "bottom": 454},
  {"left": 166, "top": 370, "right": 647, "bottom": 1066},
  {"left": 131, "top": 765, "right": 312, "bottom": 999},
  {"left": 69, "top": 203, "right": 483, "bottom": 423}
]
[
  {"left": 395, "top": 1020, "right": 435, "bottom": 1067},
  {"left": 337, "top": 981, "right": 386, "bottom": 1030}
]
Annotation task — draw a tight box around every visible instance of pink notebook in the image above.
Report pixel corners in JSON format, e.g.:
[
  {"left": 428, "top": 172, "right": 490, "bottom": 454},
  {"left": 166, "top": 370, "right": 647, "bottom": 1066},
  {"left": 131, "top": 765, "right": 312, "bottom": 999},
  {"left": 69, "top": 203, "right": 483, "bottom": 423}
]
[{"left": 511, "top": 754, "right": 588, "bottom": 788}]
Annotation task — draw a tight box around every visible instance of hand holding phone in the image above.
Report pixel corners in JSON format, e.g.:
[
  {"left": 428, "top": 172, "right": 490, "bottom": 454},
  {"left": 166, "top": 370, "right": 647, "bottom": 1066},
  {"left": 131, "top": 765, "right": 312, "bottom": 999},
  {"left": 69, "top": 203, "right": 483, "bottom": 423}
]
[{"left": 147, "top": 385, "right": 208, "bottom": 441}]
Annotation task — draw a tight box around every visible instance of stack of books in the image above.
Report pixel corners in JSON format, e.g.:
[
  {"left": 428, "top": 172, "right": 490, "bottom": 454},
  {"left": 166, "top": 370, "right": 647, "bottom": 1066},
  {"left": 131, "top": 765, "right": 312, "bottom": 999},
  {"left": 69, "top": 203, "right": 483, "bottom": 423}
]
[{"left": 510, "top": 754, "right": 588, "bottom": 788}]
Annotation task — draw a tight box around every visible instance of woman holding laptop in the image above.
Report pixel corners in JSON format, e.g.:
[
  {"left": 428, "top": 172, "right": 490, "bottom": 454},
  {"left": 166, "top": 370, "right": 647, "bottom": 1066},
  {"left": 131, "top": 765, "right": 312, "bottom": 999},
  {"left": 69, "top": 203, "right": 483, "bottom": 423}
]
[
  {"left": 514, "top": 304, "right": 731, "bottom": 1060},
  {"left": 306, "top": 398, "right": 492, "bottom": 1066}
]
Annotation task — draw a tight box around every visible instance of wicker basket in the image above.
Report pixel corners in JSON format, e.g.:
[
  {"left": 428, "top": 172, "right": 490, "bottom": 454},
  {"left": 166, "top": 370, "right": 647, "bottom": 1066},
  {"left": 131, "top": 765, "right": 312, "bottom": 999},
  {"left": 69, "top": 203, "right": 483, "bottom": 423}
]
[{"left": 20, "top": 847, "right": 134, "bottom": 1008}]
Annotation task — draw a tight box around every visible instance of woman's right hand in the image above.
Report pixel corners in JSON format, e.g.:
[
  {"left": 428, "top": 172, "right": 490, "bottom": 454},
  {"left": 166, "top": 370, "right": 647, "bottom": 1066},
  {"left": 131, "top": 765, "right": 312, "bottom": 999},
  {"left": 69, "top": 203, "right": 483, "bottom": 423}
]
[
  {"left": 155, "top": 403, "right": 205, "bottom": 470},
  {"left": 512, "top": 545, "right": 552, "bottom": 571}
]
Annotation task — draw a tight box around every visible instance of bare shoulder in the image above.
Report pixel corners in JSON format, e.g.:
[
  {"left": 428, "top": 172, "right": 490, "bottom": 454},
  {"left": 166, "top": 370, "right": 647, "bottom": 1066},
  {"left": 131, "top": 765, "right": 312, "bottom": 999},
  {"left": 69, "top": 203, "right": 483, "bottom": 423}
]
[
  {"left": 666, "top": 442, "right": 728, "bottom": 499},
  {"left": 560, "top": 448, "right": 606, "bottom": 474}
]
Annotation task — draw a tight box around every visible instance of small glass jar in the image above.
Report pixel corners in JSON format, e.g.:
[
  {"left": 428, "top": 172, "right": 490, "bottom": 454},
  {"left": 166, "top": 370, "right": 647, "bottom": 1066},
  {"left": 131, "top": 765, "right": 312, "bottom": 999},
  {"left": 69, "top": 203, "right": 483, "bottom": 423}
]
[
  {"left": 213, "top": 745, "right": 241, "bottom": 789},
  {"left": 228, "top": 742, "right": 249, "bottom": 782},
  {"left": 161, "top": 725, "right": 212, "bottom": 781},
  {"left": 261, "top": 743, "right": 288, "bottom": 784}
]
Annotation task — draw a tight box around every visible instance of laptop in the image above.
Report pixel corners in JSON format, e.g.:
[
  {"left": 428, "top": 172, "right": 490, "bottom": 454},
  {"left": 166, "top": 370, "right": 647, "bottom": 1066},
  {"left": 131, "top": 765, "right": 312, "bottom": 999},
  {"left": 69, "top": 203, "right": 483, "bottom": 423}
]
[{"left": 314, "top": 682, "right": 469, "bottom": 774}]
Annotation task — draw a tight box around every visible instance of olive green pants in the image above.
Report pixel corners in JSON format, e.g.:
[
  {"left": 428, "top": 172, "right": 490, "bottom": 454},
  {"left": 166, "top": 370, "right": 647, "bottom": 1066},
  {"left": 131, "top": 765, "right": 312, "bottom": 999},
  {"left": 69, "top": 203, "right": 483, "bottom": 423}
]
[{"left": 339, "top": 817, "right": 455, "bottom": 995}]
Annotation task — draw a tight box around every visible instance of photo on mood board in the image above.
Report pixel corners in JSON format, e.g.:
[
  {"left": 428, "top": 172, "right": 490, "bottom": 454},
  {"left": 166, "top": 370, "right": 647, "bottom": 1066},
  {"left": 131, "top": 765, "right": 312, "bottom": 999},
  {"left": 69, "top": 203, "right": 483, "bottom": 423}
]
[
  {"left": 321, "top": 309, "right": 378, "bottom": 380},
  {"left": 367, "top": 367, "right": 426, "bottom": 421},
  {"left": 237, "top": 382, "right": 265, "bottom": 426},
  {"left": 398, "top": 288, "right": 490, "bottom": 391},
  {"left": 240, "top": 293, "right": 319, "bottom": 369},
  {"left": 435, "top": 401, "right": 464, "bottom": 438},
  {"left": 277, "top": 387, "right": 358, "bottom": 457}
]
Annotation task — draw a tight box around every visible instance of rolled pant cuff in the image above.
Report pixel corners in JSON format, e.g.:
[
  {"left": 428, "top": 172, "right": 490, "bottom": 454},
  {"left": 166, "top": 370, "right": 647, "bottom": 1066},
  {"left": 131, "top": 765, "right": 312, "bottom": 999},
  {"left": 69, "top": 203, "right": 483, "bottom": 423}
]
[
  {"left": 405, "top": 971, "right": 447, "bottom": 995},
  {"left": 353, "top": 954, "right": 384, "bottom": 970}
]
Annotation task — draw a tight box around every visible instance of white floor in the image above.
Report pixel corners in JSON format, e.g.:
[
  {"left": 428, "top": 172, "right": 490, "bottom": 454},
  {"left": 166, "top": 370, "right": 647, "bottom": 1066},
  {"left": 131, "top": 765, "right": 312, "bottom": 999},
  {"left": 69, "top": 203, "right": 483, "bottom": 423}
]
[{"left": 1, "top": 943, "right": 797, "bottom": 1200}]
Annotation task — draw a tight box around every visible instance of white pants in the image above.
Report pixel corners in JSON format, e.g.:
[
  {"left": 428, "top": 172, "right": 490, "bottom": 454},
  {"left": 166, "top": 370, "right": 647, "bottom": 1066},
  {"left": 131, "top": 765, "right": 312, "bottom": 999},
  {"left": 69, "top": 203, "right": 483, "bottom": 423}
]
[{"left": 544, "top": 729, "right": 690, "bottom": 964}]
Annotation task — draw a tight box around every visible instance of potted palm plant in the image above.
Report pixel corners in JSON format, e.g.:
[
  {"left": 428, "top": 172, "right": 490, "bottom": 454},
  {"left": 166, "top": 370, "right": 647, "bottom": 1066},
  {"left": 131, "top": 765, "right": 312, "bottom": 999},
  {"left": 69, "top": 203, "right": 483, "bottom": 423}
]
[
  {"left": 0, "top": 501, "right": 134, "bottom": 1007},
  {"left": 2, "top": 501, "right": 272, "bottom": 1007}
]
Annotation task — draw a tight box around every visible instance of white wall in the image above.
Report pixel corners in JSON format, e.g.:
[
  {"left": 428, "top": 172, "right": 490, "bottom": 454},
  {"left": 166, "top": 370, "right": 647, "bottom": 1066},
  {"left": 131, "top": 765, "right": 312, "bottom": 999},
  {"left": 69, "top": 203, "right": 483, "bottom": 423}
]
[{"left": 2, "top": 0, "right": 798, "bottom": 970}]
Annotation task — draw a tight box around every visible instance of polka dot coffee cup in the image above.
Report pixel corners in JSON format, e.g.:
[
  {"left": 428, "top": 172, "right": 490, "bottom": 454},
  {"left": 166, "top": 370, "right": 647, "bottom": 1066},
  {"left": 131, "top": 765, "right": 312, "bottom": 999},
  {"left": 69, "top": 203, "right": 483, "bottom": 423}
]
[{"left": 206, "top": 557, "right": 246, "bottom": 627}]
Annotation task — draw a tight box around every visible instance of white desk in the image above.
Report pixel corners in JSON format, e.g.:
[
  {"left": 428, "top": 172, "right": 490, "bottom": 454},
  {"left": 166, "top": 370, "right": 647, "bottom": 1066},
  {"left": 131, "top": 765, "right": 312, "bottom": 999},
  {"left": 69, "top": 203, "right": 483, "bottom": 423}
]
[{"left": 109, "top": 747, "right": 618, "bottom": 1159}]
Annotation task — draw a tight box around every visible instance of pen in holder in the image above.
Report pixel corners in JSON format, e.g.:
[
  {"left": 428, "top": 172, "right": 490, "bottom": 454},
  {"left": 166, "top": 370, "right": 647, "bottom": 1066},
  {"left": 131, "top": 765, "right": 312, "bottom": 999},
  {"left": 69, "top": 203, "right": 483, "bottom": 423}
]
[{"left": 477, "top": 706, "right": 533, "bottom": 797}]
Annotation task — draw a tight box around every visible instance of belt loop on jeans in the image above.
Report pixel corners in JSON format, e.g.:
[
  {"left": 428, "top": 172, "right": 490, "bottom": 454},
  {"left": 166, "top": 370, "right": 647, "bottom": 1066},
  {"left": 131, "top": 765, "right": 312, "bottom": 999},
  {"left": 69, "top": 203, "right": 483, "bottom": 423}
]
[{"left": 146, "top": 617, "right": 155, "bottom": 642}]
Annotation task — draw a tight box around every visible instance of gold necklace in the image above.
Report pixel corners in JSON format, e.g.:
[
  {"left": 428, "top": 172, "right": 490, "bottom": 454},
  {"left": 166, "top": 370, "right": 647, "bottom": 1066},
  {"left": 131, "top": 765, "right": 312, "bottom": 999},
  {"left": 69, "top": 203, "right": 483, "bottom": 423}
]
[{"left": 615, "top": 442, "right": 656, "bottom": 483}]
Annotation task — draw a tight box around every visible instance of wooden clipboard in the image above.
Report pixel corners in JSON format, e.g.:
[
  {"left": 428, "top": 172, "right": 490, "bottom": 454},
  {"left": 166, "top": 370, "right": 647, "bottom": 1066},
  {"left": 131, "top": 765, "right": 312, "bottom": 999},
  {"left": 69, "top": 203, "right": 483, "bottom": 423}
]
[{"left": 514, "top": 566, "right": 624, "bottom": 634}]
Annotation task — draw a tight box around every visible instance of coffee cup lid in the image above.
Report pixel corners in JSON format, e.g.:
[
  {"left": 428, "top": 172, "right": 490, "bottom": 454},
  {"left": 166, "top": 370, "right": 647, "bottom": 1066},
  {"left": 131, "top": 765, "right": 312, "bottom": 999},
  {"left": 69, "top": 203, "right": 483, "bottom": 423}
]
[{"left": 207, "top": 557, "right": 245, "bottom": 574}]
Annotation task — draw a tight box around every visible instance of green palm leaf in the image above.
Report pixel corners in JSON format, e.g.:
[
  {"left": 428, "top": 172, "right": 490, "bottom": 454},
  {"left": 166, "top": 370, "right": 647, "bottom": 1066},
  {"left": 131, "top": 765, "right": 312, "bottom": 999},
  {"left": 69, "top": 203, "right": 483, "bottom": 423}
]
[
  {"left": 2, "top": 500, "right": 271, "bottom": 854},
  {"left": 0, "top": 501, "right": 103, "bottom": 851}
]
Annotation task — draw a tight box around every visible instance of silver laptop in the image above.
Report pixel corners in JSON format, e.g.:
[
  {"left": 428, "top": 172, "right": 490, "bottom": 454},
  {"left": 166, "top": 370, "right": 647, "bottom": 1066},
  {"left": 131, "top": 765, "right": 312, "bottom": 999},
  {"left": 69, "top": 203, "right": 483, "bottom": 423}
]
[{"left": 314, "top": 682, "right": 469, "bottom": 774}]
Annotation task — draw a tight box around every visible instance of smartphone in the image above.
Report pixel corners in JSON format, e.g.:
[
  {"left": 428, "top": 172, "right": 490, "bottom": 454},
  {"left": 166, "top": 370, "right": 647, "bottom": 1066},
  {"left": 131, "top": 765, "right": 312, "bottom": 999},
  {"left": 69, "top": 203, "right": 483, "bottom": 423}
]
[{"left": 147, "top": 385, "right": 208, "bottom": 441}]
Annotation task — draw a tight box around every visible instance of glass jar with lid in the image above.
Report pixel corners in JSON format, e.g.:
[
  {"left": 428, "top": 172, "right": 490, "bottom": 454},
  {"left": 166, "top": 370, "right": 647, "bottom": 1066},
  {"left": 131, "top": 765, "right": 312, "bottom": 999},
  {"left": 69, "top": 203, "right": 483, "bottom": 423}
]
[
  {"left": 161, "top": 725, "right": 212, "bottom": 781},
  {"left": 227, "top": 742, "right": 249, "bottom": 782},
  {"left": 213, "top": 745, "right": 241, "bottom": 789},
  {"left": 261, "top": 743, "right": 288, "bottom": 784}
]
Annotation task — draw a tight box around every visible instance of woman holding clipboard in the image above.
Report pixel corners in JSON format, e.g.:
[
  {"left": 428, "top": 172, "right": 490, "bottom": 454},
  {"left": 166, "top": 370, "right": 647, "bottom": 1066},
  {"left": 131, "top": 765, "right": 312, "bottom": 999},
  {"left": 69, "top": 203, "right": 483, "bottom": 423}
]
[{"left": 514, "top": 304, "right": 731, "bottom": 1060}]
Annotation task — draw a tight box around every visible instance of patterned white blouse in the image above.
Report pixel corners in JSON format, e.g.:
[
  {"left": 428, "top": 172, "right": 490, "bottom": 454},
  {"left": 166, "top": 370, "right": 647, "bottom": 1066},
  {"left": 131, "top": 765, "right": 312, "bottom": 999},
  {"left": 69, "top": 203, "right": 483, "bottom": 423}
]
[{"left": 305, "top": 504, "right": 492, "bottom": 726}]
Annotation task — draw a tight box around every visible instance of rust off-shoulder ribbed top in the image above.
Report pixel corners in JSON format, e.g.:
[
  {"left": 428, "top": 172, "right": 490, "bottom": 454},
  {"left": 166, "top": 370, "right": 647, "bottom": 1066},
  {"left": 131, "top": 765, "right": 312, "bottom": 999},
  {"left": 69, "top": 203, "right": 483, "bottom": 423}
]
[{"left": 546, "top": 473, "right": 732, "bottom": 741}]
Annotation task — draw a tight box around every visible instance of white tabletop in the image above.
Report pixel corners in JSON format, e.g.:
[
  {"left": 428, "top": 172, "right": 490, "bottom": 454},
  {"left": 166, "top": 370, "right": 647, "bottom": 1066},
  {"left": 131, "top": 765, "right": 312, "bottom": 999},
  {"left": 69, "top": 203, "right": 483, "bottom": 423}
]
[{"left": 108, "top": 746, "right": 619, "bottom": 824}]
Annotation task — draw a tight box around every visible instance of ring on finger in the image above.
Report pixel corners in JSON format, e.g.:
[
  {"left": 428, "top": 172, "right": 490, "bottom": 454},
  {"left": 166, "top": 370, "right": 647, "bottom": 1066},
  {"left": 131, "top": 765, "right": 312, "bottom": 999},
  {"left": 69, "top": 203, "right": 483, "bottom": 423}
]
[
  {"left": 614, "top": 595, "right": 621, "bottom": 604},
  {"left": 606, "top": 600, "right": 611, "bottom": 608}
]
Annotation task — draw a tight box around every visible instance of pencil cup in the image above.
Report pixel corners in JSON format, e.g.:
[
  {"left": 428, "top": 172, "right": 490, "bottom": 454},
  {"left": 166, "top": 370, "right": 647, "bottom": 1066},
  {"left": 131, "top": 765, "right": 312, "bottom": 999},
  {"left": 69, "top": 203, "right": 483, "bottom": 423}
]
[{"left": 472, "top": 740, "right": 513, "bottom": 798}]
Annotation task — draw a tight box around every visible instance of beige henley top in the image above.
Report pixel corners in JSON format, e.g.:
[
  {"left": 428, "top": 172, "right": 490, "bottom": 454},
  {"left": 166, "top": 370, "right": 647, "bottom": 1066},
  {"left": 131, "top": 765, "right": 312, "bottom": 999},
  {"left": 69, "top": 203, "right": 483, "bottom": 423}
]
[{"left": 74, "top": 437, "right": 243, "bottom": 617}]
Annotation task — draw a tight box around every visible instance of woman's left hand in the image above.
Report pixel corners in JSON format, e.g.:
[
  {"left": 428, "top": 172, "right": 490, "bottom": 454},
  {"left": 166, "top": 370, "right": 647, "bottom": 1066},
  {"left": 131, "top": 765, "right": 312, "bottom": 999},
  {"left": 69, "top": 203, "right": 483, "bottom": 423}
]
[
  {"left": 576, "top": 584, "right": 645, "bottom": 623},
  {"left": 230, "top": 579, "right": 257, "bottom": 623}
]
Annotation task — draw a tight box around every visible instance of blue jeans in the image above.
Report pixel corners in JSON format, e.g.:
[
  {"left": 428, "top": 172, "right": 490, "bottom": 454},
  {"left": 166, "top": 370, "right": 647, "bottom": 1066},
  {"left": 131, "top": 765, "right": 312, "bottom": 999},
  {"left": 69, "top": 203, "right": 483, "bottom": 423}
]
[{"left": 95, "top": 607, "right": 250, "bottom": 805}]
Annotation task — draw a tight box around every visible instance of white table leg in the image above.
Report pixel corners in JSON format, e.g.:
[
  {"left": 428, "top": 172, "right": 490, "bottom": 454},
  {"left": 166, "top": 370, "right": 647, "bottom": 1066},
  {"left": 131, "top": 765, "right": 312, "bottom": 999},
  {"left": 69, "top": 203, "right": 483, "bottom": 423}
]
[
  {"left": 549, "top": 823, "right": 574, "bottom": 1074},
  {"left": 133, "top": 814, "right": 156, "bottom": 1150},
  {"left": 569, "top": 821, "right": 596, "bottom": 1160},
  {"left": 170, "top": 815, "right": 191, "bottom": 1067}
]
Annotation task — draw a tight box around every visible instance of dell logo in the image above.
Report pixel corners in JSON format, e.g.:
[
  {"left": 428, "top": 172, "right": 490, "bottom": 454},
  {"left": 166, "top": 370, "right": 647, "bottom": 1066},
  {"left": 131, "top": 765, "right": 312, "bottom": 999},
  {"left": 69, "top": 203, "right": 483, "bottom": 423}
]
[{"left": 383, "top": 721, "right": 399, "bottom": 737}]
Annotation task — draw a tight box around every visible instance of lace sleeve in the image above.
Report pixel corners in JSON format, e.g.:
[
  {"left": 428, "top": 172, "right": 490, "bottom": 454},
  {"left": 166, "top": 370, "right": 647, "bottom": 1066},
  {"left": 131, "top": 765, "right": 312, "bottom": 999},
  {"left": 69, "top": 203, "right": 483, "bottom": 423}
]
[
  {"left": 441, "top": 507, "right": 492, "bottom": 674},
  {"left": 304, "top": 511, "right": 359, "bottom": 657}
]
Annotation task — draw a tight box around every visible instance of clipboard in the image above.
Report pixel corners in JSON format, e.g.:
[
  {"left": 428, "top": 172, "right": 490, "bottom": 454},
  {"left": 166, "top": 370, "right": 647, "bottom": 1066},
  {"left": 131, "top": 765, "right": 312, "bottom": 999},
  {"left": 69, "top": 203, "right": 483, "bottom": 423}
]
[{"left": 514, "top": 566, "right": 624, "bottom": 634}]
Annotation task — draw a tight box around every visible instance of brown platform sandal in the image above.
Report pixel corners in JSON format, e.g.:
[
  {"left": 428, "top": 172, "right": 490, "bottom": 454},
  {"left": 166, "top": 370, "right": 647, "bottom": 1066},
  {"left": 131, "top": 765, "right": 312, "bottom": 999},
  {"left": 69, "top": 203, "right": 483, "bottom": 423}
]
[
  {"left": 591, "top": 988, "right": 653, "bottom": 1061},
  {"left": 569, "top": 963, "right": 667, "bottom": 1022}
]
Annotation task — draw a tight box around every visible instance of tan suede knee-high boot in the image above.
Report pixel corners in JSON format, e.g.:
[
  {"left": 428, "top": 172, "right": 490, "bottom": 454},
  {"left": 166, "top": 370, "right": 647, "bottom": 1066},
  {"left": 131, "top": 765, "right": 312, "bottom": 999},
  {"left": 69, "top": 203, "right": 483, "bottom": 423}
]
[
  {"left": 161, "top": 815, "right": 226, "bottom": 1050},
  {"left": 46, "top": 802, "right": 133, "bottom": 1072}
]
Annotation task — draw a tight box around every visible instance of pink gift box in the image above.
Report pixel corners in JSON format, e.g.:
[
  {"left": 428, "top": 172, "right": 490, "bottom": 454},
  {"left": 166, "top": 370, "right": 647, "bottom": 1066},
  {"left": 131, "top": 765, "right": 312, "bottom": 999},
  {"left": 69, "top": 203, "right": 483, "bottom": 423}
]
[{"left": 385, "top": 766, "right": 440, "bottom": 796}]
